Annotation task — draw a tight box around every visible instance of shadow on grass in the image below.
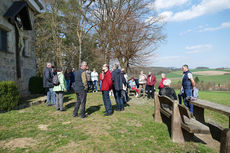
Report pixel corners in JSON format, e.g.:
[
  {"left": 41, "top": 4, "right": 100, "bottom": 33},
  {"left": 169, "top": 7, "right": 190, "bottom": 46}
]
[
  {"left": 152, "top": 113, "right": 207, "bottom": 144},
  {"left": 63, "top": 96, "right": 74, "bottom": 103},
  {"left": 86, "top": 104, "right": 103, "bottom": 115},
  {"left": 65, "top": 102, "right": 76, "bottom": 110}
]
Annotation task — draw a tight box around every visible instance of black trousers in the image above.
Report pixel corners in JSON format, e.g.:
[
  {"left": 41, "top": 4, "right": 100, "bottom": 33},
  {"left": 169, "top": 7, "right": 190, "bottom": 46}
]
[
  {"left": 73, "top": 90, "right": 87, "bottom": 117},
  {"left": 147, "top": 85, "right": 155, "bottom": 99}
]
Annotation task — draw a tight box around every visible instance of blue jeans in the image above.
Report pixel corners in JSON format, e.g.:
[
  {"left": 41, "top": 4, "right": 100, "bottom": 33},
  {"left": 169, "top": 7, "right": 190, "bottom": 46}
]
[
  {"left": 47, "top": 88, "right": 56, "bottom": 105},
  {"left": 183, "top": 89, "right": 193, "bottom": 114},
  {"left": 114, "top": 90, "right": 124, "bottom": 110},
  {"left": 102, "top": 91, "right": 112, "bottom": 114},
  {"left": 92, "top": 80, "right": 98, "bottom": 92},
  {"left": 100, "top": 80, "right": 102, "bottom": 91},
  {"left": 66, "top": 80, "right": 70, "bottom": 91},
  {"left": 178, "top": 93, "right": 185, "bottom": 104},
  {"left": 87, "top": 81, "right": 92, "bottom": 92},
  {"left": 121, "top": 90, "right": 128, "bottom": 103}
]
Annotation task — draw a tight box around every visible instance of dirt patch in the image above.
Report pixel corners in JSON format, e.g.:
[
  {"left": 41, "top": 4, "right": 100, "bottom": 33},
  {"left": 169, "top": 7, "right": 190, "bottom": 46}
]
[
  {"left": 126, "top": 120, "right": 142, "bottom": 127},
  {"left": 52, "top": 141, "right": 80, "bottom": 153},
  {"left": 193, "top": 71, "right": 230, "bottom": 76},
  {"left": 62, "top": 121, "right": 71, "bottom": 125},
  {"left": 1, "top": 138, "right": 37, "bottom": 149},
  {"left": 38, "top": 124, "right": 48, "bottom": 130}
]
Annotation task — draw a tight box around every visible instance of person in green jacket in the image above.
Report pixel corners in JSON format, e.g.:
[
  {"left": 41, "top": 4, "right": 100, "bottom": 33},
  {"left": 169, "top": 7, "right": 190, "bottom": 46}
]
[{"left": 53, "top": 67, "right": 67, "bottom": 111}]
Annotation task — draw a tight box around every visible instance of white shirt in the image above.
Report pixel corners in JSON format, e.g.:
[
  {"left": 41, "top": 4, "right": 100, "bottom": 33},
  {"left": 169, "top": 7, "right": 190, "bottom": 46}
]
[
  {"left": 91, "top": 71, "right": 98, "bottom": 81},
  {"left": 182, "top": 72, "right": 193, "bottom": 79}
]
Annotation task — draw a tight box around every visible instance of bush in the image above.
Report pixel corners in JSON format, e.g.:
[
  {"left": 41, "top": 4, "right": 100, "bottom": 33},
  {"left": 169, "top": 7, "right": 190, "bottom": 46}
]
[
  {"left": 0, "top": 81, "right": 20, "bottom": 111},
  {"left": 194, "top": 76, "right": 200, "bottom": 83},
  {"left": 28, "top": 76, "right": 45, "bottom": 94}
]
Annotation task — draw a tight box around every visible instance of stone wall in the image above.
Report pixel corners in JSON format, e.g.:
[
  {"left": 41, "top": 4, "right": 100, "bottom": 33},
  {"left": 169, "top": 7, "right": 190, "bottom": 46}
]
[{"left": 0, "top": 0, "right": 38, "bottom": 96}]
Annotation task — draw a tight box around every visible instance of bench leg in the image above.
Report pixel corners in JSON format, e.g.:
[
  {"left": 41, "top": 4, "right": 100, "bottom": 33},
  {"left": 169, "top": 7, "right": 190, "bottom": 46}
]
[
  {"left": 220, "top": 128, "right": 230, "bottom": 153},
  {"left": 193, "top": 105, "right": 205, "bottom": 123},
  {"left": 154, "top": 93, "right": 162, "bottom": 123},
  {"left": 171, "top": 102, "right": 184, "bottom": 143},
  {"left": 229, "top": 116, "right": 230, "bottom": 128}
]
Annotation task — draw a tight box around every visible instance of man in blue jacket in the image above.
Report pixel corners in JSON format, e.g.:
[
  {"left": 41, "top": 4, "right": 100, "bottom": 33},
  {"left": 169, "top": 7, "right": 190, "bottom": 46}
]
[
  {"left": 181, "top": 64, "right": 196, "bottom": 116},
  {"left": 43, "top": 62, "right": 56, "bottom": 106}
]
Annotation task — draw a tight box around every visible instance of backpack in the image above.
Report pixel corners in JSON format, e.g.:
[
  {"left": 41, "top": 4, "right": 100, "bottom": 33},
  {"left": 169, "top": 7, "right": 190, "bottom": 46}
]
[{"left": 52, "top": 74, "right": 60, "bottom": 86}]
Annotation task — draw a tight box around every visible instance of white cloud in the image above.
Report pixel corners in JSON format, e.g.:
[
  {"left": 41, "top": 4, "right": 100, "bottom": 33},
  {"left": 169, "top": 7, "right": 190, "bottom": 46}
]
[
  {"left": 158, "top": 56, "right": 183, "bottom": 60},
  {"left": 179, "top": 29, "right": 192, "bottom": 36},
  {"left": 199, "top": 22, "right": 230, "bottom": 32},
  {"left": 148, "top": 0, "right": 189, "bottom": 10},
  {"left": 158, "top": 11, "right": 173, "bottom": 21},
  {"left": 160, "top": 0, "right": 230, "bottom": 22},
  {"left": 185, "top": 44, "right": 212, "bottom": 54}
]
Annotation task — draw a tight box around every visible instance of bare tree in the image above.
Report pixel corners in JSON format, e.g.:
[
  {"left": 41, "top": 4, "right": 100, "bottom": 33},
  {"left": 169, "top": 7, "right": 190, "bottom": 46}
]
[{"left": 92, "top": 0, "right": 165, "bottom": 71}]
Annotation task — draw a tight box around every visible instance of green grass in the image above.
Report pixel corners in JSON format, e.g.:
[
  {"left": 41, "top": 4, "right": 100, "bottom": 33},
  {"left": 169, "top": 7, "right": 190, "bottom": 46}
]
[
  {"left": 198, "top": 91, "right": 230, "bottom": 128},
  {"left": 174, "top": 90, "right": 230, "bottom": 128},
  {"left": 156, "top": 69, "right": 230, "bottom": 84},
  {"left": 194, "top": 74, "right": 230, "bottom": 83},
  {"left": 0, "top": 92, "right": 219, "bottom": 153}
]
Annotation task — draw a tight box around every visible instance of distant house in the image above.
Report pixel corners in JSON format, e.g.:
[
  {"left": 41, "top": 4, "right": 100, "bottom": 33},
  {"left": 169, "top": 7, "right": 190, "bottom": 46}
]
[{"left": 0, "top": 0, "right": 43, "bottom": 96}]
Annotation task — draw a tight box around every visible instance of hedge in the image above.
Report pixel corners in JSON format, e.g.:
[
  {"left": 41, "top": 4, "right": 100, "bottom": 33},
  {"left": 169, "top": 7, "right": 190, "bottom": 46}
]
[
  {"left": 28, "top": 76, "right": 45, "bottom": 94},
  {"left": 0, "top": 81, "right": 19, "bottom": 111}
]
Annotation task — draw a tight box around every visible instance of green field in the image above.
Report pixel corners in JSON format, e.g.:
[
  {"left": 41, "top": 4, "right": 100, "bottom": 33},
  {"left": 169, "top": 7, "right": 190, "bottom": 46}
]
[
  {"left": 156, "top": 69, "right": 230, "bottom": 84},
  {"left": 1, "top": 90, "right": 230, "bottom": 152}
]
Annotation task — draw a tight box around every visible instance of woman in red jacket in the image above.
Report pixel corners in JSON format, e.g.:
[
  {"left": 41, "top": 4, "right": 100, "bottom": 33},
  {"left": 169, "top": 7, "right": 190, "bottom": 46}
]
[
  {"left": 146, "top": 72, "right": 156, "bottom": 99},
  {"left": 100, "top": 64, "right": 113, "bottom": 116},
  {"left": 159, "top": 73, "right": 166, "bottom": 91}
]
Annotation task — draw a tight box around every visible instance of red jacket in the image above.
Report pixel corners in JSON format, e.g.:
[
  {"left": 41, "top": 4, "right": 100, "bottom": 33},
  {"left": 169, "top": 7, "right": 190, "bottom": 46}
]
[
  {"left": 147, "top": 74, "right": 156, "bottom": 86},
  {"left": 159, "top": 77, "right": 166, "bottom": 89},
  {"left": 100, "top": 71, "right": 113, "bottom": 91}
]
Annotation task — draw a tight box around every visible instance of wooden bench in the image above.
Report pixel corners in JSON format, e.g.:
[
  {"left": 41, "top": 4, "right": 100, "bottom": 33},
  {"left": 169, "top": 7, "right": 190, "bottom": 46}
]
[
  {"left": 190, "top": 99, "right": 230, "bottom": 153},
  {"left": 127, "top": 88, "right": 136, "bottom": 96},
  {"left": 154, "top": 93, "right": 210, "bottom": 143}
]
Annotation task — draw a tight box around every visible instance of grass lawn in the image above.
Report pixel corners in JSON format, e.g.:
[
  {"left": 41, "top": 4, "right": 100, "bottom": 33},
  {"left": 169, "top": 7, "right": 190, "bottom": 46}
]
[
  {"left": 156, "top": 70, "right": 230, "bottom": 84},
  {"left": 1, "top": 91, "right": 228, "bottom": 153}
]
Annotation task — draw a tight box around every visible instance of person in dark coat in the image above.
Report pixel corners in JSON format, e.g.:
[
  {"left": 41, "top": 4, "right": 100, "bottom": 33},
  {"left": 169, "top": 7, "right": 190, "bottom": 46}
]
[
  {"left": 72, "top": 61, "right": 88, "bottom": 118},
  {"left": 159, "top": 79, "right": 177, "bottom": 100},
  {"left": 43, "top": 62, "right": 56, "bottom": 106},
  {"left": 111, "top": 64, "right": 125, "bottom": 111},
  {"left": 70, "top": 68, "right": 76, "bottom": 91}
]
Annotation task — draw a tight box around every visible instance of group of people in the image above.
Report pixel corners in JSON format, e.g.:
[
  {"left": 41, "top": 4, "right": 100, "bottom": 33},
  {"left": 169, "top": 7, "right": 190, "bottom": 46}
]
[
  {"left": 43, "top": 63, "right": 67, "bottom": 111},
  {"left": 43, "top": 61, "right": 197, "bottom": 118},
  {"left": 158, "top": 64, "right": 197, "bottom": 116},
  {"left": 86, "top": 68, "right": 99, "bottom": 93},
  {"left": 128, "top": 71, "right": 156, "bottom": 99}
]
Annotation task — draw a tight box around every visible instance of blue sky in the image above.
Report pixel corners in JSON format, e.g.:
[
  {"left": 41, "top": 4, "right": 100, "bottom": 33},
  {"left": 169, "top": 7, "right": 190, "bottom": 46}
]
[{"left": 147, "top": 0, "right": 230, "bottom": 68}]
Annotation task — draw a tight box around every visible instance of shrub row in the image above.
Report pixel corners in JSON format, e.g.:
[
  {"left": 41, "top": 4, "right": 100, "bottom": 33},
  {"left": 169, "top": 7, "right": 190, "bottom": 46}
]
[{"left": 0, "top": 81, "right": 19, "bottom": 111}]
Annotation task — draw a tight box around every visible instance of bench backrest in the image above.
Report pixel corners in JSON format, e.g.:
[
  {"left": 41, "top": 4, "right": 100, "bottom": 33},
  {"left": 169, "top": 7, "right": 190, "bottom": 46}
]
[
  {"left": 158, "top": 95, "right": 174, "bottom": 108},
  {"left": 178, "top": 104, "right": 191, "bottom": 119}
]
